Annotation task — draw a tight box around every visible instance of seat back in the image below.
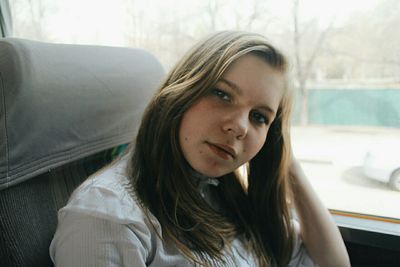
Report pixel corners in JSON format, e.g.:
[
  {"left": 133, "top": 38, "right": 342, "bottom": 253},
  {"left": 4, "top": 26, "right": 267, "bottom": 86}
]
[{"left": 0, "top": 38, "right": 164, "bottom": 266}]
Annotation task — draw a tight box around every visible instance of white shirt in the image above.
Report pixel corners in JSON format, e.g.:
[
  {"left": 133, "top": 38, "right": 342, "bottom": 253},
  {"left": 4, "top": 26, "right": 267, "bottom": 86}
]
[{"left": 50, "top": 158, "right": 317, "bottom": 267}]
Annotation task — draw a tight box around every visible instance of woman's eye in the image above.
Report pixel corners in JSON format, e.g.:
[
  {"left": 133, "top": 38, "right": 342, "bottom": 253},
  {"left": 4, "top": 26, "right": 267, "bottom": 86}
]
[
  {"left": 211, "top": 88, "right": 231, "bottom": 102},
  {"left": 251, "top": 111, "right": 268, "bottom": 125}
]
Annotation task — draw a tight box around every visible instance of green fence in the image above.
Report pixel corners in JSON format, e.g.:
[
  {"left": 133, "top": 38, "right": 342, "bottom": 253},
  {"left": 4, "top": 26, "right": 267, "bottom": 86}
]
[{"left": 293, "top": 88, "right": 400, "bottom": 128}]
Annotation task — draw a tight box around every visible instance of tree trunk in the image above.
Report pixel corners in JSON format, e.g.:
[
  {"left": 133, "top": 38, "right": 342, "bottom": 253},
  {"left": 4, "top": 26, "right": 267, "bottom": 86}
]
[{"left": 300, "top": 83, "right": 309, "bottom": 125}]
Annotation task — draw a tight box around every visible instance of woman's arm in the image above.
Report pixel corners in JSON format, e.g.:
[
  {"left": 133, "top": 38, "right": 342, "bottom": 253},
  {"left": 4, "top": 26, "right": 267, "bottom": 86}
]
[{"left": 289, "top": 158, "right": 351, "bottom": 267}]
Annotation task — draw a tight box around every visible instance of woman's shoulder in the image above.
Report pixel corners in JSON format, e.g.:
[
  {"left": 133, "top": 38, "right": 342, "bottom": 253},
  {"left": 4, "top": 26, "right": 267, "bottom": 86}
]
[
  {"left": 59, "top": 156, "right": 154, "bottom": 226},
  {"left": 51, "top": 157, "right": 168, "bottom": 266}
]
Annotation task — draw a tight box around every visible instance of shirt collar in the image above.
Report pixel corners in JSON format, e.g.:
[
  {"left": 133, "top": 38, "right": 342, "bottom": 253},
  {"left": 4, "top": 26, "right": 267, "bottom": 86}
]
[{"left": 189, "top": 168, "right": 220, "bottom": 188}]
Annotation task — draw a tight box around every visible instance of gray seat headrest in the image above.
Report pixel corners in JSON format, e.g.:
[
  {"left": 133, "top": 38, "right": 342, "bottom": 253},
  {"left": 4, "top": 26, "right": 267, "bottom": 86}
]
[{"left": 0, "top": 38, "right": 165, "bottom": 190}]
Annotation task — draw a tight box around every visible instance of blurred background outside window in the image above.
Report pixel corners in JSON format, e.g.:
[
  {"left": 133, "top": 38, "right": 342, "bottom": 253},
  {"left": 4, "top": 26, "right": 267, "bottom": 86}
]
[{"left": 9, "top": 0, "right": 400, "bottom": 220}]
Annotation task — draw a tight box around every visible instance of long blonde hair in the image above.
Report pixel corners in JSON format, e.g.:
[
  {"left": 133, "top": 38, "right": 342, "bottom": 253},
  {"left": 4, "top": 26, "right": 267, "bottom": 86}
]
[{"left": 128, "top": 31, "right": 294, "bottom": 266}]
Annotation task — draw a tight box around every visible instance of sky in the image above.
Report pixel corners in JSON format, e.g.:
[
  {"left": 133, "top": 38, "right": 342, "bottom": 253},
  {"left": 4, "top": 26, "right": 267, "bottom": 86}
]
[
  {"left": 291, "top": 0, "right": 380, "bottom": 26},
  {"left": 11, "top": 0, "right": 382, "bottom": 46}
]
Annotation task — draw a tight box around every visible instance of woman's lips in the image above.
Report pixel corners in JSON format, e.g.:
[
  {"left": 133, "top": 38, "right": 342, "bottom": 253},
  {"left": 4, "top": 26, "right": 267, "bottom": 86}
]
[{"left": 206, "top": 142, "right": 236, "bottom": 160}]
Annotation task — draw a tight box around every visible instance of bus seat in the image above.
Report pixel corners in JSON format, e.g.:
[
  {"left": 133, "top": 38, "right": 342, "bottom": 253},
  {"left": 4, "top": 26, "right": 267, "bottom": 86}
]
[{"left": 0, "top": 38, "right": 164, "bottom": 266}]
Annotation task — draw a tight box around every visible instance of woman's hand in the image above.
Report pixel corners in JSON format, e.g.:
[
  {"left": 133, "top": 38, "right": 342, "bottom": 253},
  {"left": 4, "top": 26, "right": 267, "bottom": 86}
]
[{"left": 289, "top": 153, "right": 351, "bottom": 267}]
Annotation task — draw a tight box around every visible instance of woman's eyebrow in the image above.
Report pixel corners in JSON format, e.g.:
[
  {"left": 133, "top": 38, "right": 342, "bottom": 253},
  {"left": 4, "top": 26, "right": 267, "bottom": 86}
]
[
  {"left": 258, "top": 106, "right": 276, "bottom": 116},
  {"left": 219, "top": 78, "right": 276, "bottom": 116},
  {"left": 219, "top": 78, "right": 243, "bottom": 95}
]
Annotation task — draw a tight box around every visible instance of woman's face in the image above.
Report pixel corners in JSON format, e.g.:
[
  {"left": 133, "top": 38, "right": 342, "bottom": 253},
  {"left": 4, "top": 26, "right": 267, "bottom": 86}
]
[{"left": 179, "top": 54, "right": 285, "bottom": 177}]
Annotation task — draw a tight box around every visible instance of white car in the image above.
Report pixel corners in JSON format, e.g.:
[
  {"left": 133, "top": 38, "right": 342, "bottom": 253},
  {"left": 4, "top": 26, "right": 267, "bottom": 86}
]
[{"left": 363, "top": 146, "right": 400, "bottom": 191}]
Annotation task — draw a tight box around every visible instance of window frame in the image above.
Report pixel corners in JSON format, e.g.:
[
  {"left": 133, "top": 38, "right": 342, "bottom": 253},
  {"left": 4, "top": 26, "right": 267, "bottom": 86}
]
[
  {"left": 332, "top": 210, "right": 400, "bottom": 251},
  {"left": 0, "top": 0, "right": 13, "bottom": 37}
]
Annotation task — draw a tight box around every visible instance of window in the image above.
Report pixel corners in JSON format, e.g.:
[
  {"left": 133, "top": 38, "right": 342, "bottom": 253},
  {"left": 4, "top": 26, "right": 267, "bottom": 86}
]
[{"left": 9, "top": 0, "right": 400, "bottom": 228}]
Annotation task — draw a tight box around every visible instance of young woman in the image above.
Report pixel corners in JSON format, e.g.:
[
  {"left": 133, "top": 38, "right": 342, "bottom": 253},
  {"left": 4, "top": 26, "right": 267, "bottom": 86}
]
[{"left": 50, "top": 31, "right": 350, "bottom": 267}]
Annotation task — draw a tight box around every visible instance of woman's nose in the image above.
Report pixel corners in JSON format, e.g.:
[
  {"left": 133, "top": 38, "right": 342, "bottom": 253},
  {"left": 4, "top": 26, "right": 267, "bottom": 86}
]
[{"left": 222, "top": 111, "right": 249, "bottom": 139}]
